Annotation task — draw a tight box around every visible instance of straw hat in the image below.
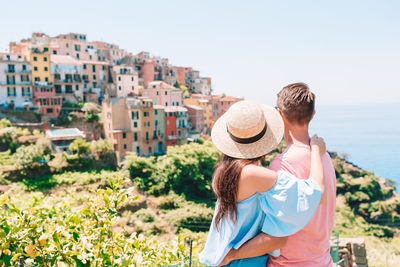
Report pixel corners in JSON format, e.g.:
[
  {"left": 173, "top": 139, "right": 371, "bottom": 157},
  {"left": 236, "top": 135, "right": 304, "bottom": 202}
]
[{"left": 211, "top": 100, "right": 284, "bottom": 159}]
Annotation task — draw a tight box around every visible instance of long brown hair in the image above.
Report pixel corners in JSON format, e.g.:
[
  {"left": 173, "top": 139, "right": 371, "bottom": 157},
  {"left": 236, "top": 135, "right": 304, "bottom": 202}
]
[{"left": 212, "top": 154, "right": 262, "bottom": 229}]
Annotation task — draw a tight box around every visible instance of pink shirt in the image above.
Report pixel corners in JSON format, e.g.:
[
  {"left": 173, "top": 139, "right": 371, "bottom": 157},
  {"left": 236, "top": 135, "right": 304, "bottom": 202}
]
[{"left": 268, "top": 143, "right": 336, "bottom": 267}]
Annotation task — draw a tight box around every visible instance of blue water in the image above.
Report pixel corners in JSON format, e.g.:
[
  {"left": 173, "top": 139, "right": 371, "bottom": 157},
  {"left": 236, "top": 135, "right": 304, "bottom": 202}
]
[{"left": 309, "top": 103, "right": 400, "bottom": 190}]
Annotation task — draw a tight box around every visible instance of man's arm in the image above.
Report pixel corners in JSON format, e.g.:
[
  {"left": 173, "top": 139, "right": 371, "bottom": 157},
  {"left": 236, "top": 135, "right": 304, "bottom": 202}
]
[{"left": 218, "top": 233, "right": 288, "bottom": 266}]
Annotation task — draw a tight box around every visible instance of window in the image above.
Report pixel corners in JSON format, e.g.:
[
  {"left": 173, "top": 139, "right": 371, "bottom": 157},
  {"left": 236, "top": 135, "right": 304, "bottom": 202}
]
[
  {"left": 146, "top": 132, "right": 149, "bottom": 141},
  {"left": 102, "top": 66, "right": 106, "bottom": 70},
  {"left": 35, "top": 77, "right": 40, "bottom": 82},
  {"left": 66, "top": 43, "right": 69, "bottom": 48},
  {"left": 155, "top": 120, "right": 158, "bottom": 126},
  {"left": 44, "top": 47, "right": 48, "bottom": 52},
  {"left": 34, "top": 66, "right": 38, "bottom": 71},
  {"left": 93, "top": 75, "right": 96, "bottom": 80},
  {"left": 118, "top": 76, "right": 121, "bottom": 81},
  {"left": 7, "top": 87, "right": 16, "bottom": 97},
  {"left": 144, "top": 111, "right": 149, "bottom": 117},
  {"left": 53, "top": 50, "right": 57, "bottom": 55},
  {"left": 92, "top": 65, "right": 96, "bottom": 72},
  {"left": 133, "top": 122, "right": 138, "bottom": 128},
  {"left": 118, "top": 86, "right": 121, "bottom": 90},
  {"left": 122, "top": 133, "right": 127, "bottom": 139},
  {"left": 148, "top": 147, "right": 152, "bottom": 154},
  {"left": 44, "top": 57, "right": 47, "bottom": 62},
  {"left": 83, "top": 64, "right": 87, "bottom": 69},
  {"left": 44, "top": 67, "right": 48, "bottom": 71},
  {"left": 155, "top": 110, "right": 158, "bottom": 115},
  {"left": 131, "top": 77, "right": 134, "bottom": 81},
  {"left": 136, "top": 146, "right": 140, "bottom": 155},
  {"left": 22, "top": 65, "right": 26, "bottom": 71},
  {"left": 45, "top": 77, "right": 48, "bottom": 82},
  {"left": 123, "top": 144, "right": 127, "bottom": 149},
  {"left": 55, "top": 85, "right": 62, "bottom": 93},
  {"left": 165, "top": 91, "right": 167, "bottom": 95},
  {"left": 165, "top": 102, "right": 168, "bottom": 106},
  {"left": 134, "top": 132, "right": 138, "bottom": 141},
  {"left": 46, "top": 108, "right": 53, "bottom": 114},
  {"left": 33, "top": 57, "right": 37, "bottom": 61},
  {"left": 66, "top": 85, "right": 73, "bottom": 93},
  {"left": 156, "top": 91, "right": 159, "bottom": 96},
  {"left": 75, "top": 85, "right": 79, "bottom": 91},
  {"left": 176, "top": 102, "right": 179, "bottom": 106}
]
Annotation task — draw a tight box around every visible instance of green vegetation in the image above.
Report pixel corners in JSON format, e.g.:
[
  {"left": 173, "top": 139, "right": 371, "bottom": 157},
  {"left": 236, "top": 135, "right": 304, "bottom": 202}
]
[{"left": 0, "top": 122, "right": 399, "bottom": 266}]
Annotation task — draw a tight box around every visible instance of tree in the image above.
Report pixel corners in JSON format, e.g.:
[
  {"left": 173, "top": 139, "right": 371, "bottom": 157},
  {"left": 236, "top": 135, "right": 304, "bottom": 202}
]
[
  {"left": 69, "top": 138, "right": 91, "bottom": 156},
  {"left": 174, "top": 81, "right": 181, "bottom": 89}
]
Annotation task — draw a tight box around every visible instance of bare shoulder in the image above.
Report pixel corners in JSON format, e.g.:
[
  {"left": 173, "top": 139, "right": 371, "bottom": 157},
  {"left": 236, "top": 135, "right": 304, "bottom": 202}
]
[{"left": 237, "top": 165, "right": 278, "bottom": 202}]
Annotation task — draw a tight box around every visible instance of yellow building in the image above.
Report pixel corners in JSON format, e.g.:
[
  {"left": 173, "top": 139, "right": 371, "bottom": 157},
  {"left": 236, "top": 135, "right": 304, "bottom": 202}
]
[{"left": 29, "top": 46, "right": 52, "bottom": 85}]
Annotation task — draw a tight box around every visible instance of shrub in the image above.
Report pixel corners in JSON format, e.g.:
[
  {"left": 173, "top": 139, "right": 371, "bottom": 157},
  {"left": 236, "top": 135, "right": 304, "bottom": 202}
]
[
  {"left": 12, "top": 143, "right": 50, "bottom": 176},
  {"left": 0, "top": 178, "right": 189, "bottom": 266},
  {"left": 344, "top": 191, "right": 370, "bottom": 206},
  {"left": 122, "top": 153, "right": 156, "bottom": 192},
  {"left": 69, "top": 138, "right": 91, "bottom": 156},
  {"left": 157, "top": 192, "right": 186, "bottom": 210},
  {"left": 133, "top": 209, "right": 156, "bottom": 223},
  {"left": 165, "top": 203, "right": 214, "bottom": 232}
]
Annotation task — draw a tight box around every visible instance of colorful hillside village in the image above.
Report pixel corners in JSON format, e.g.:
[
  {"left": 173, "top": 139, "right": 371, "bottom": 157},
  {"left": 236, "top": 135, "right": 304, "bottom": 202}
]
[{"left": 0, "top": 32, "right": 242, "bottom": 162}]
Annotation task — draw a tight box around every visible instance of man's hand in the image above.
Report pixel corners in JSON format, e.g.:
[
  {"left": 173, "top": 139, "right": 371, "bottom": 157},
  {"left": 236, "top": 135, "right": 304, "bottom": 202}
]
[{"left": 218, "top": 248, "right": 237, "bottom": 266}]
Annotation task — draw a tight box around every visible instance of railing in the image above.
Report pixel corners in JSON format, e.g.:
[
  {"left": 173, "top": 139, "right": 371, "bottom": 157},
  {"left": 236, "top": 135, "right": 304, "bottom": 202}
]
[{"left": 4, "top": 69, "right": 31, "bottom": 74}]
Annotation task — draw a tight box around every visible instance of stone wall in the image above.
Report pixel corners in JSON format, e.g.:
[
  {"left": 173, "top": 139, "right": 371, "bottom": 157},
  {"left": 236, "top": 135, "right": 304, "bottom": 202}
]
[{"left": 331, "top": 238, "right": 368, "bottom": 267}]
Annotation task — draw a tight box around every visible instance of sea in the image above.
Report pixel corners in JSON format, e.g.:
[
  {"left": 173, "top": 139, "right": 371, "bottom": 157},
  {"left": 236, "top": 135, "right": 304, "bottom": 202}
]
[{"left": 309, "top": 103, "right": 400, "bottom": 191}]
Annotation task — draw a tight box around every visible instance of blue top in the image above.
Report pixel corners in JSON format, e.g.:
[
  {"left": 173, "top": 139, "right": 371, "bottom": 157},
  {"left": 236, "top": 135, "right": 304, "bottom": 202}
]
[{"left": 199, "top": 171, "right": 321, "bottom": 267}]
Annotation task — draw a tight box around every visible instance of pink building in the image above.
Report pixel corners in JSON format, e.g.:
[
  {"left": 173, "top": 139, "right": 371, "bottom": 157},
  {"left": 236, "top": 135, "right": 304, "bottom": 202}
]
[
  {"left": 33, "top": 84, "right": 62, "bottom": 117},
  {"left": 142, "top": 60, "right": 155, "bottom": 87},
  {"left": 173, "top": 66, "right": 192, "bottom": 86},
  {"left": 142, "top": 81, "right": 183, "bottom": 107},
  {"left": 185, "top": 104, "right": 204, "bottom": 132}
]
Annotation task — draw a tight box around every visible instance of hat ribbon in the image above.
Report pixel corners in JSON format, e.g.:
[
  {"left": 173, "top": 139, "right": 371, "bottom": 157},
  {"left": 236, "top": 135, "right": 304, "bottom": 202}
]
[{"left": 227, "top": 122, "right": 267, "bottom": 144}]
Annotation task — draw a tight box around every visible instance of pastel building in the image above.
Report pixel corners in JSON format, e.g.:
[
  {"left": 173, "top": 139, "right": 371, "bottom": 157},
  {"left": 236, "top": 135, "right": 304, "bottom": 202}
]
[
  {"left": 185, "top": 95, "right": 213, "bottom": 134},
  {"left": 185, "top": 104, "right": 204, "bottom": 132},
  {"left": 81, "top": 60, "right": 110, "bottom": 99},
  {"left": 29, "top": 46, "right": 52, "bottom": 85},
  {"left": 33, "top": 83, "right": 62, "bottom": 117},
  {"left": 186, "top": 70, "right": 212, "bottom": 95},
  {"left": 0, "top": 53, "right": 33, "bottom": 108},
  {"left": 50, "top": 33, "right": 94, "bottom": 61},
  {"left": 142, "top": 81, "right": 183, "bottom": 107},
  {"left": 51, "top": 55, "right": 84, "bottom": 103},
  {"left": 165, "top": 106, "right": 189, "bottom": 146},
  {"left": 102, "top": 97, "right": 155, "bottom": 163},
  {"left": 211, "top": 95, "right": 243, "bottom": 121},
  {"left": 112, "top": 65, "right": 139, "bottom": 97},
  {"left": 153, "top": 105, "right": 166, "bottom": 155},
  {"left": 173, "top": 66, "right": 192, "bottom": 86}
]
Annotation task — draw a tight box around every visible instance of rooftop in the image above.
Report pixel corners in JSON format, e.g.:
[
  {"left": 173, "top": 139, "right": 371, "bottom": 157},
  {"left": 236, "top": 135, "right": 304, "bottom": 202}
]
[
  {"left": 185, "top": 104, "right": 203, "bottom": 111},
  {"left": 46, "top": 128, "right": 85, "bottom": 140},
  {"left": 165, "top": 106, "right": 187, "bottom": 113},
  {"left": 51, "top": 55, "right": 81, "bottom": 65}
]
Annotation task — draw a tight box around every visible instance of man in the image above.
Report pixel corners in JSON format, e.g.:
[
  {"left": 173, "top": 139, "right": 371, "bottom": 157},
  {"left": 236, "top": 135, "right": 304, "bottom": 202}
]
[{"left": 220, "top": 83, "right": 336, "bottom": 266}]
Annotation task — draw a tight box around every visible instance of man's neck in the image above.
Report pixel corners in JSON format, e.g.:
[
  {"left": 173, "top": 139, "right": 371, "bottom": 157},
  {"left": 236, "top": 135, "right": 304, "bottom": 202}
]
[{"left": 284, "top": 123, "right": 310, "bottom": 146}]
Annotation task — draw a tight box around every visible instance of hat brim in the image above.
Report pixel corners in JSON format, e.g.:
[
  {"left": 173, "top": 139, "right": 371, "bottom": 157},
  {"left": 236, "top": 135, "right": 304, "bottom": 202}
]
[{"left": 211, "top": 104, "right": 284, "bottom": 159}]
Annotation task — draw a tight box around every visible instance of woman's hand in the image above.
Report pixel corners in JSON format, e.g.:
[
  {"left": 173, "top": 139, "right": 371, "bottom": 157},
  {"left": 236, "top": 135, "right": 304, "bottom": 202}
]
[{"left": 310, "top": 134, "right": 326, "bottom": 156}]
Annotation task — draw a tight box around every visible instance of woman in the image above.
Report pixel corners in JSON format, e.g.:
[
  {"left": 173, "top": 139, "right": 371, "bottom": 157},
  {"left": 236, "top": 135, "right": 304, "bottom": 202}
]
[{"left": 199, "top": 100, "right": 326, "bottom": 266}]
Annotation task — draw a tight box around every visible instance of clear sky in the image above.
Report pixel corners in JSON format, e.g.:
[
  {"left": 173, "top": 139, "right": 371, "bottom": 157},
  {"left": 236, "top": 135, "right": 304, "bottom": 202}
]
[{"left": 1, "top": 0, "right": 400, "bottom": 105}]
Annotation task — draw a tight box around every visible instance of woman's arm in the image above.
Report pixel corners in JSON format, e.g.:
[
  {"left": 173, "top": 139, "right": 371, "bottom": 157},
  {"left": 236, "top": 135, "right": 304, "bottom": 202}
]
[
  {"left": 308, "top": 135, "right": 327, "bottom": 204},
  {"left": 218, "top": 234, "right": 287, "bottom": 266}
]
